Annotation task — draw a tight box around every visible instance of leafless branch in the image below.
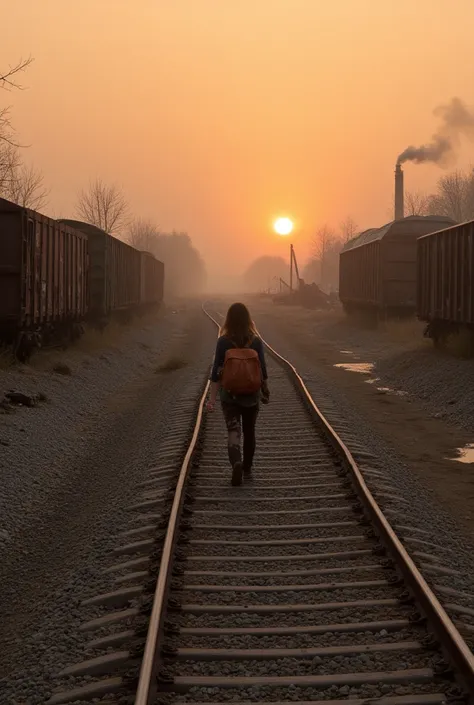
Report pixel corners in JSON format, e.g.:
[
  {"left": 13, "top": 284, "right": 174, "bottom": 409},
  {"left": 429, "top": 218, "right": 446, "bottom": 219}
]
[
  {"left": 127, "top": 218, "right": 160, "bottom": 250},
  {"left": 311, "top": 225, "right": 344, "bottom": 293},
  {"left": 5, "top": 163, "right": 49, "bottom": 210},
  {"left": 0, "top": 144, "right": 21, "bottom": 193},
  {"left": 311, "top": 225, "right": 337, "bottom": 259},
  {"left": 405, "top": 190, "right": 430, "bottom": 216},
  {"left": 0, "top": 57, "right": 34, "bottom": 91},
  {"left": 339, "top": 216, "right": 358, "bottom": 243},
  {"left": 427, "top": 168, "right": 474, "bottom": 222},
  {"left": 76, "top": 178, "right": 130, "bottom": 234}
]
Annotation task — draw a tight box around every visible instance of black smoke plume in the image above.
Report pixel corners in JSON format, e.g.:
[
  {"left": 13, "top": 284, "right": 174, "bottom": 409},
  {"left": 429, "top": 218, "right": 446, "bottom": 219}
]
[{"left": 398, "top": 97, "right": 474, "bottom": 165}]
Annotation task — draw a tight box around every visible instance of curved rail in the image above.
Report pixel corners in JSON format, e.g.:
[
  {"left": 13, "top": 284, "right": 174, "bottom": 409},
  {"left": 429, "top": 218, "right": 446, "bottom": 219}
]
[
  {"left": 132, "top": 302, "right": 474, "bottom": 704},
  {"left": 134, "top": 381, "right": 211, "bottom": 704},
  {"left": 261, "top": 335, "right": 474, "bottom": 695}
]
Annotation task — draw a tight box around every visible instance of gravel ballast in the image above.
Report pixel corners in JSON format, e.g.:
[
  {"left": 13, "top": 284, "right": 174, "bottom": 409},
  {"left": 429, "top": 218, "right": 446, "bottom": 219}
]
[
  {"left": 156, "top": 346, "right": 446, "bottom": 705},
  {"left": 0, "top": 305, "right": 216, "bottom": 704},
  {"left": 246, "top": 302, "right": 474, "bottom": 644}
]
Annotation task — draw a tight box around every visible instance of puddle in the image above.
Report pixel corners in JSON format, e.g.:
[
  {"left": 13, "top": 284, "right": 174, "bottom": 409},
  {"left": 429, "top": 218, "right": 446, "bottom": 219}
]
[
  {"left": 334, "top": 362, "right": 374, "bottom": 374},
  {"left": 335, "top": 362, "right": 409, "bottom": 397},
  {"left": 449, "top": 444, "right": 474, "bottom": 464},
  {"left": 376, "top": 386, "right": 408, "bottom": 397}
]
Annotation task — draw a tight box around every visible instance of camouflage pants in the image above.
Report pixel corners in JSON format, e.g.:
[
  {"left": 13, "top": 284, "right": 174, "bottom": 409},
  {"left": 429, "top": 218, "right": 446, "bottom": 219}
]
[{"left": 221, "top": 402, "right": 259, "bottom": 469}]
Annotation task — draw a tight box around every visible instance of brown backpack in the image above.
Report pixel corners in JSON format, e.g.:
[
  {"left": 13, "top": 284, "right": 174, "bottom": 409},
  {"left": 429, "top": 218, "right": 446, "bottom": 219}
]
[{"left": 221, "top": 345, "right": 262, "bottom": 395}]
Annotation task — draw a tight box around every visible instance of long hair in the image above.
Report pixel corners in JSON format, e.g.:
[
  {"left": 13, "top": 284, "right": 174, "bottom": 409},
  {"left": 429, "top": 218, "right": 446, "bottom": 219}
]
[{"left": 220, "top": 302, "right": 257, "bottom": 347}]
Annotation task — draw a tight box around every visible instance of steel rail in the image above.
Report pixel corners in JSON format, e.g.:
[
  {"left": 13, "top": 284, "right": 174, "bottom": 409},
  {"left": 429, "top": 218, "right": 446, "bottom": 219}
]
[
  {"left": 133, "top": 382, "right": 211, "bottom": 702},
  {"left": 206, "top": 304, "right": 474, "bottom": 694},
  {"left": 260, "top": 323, "right": 474, "bottom": 697},
  {"left": 134, "top": 305, "right": 222, "bottom": 705},
  {"left": 133, "top": 303, "right": 474, "bottom": 705}
]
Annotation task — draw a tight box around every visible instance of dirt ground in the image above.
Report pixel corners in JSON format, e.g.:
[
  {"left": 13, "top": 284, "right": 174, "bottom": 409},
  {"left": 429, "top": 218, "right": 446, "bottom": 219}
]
[{"left": 245, "top": 297, "right": 474, "bottom": 541}]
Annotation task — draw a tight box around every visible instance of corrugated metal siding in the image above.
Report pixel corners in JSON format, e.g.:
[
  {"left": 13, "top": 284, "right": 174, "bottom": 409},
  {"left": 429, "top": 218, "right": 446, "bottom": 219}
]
[
  {"left": 417, "top": 221, "right": 474, "bottom": 325},
  {"left": 339, "top": 216, "right": 456, "bottom": 311},
  {"left": 58, "top": 221, "right": 142, "bottom": 317},
  {"left": 139, "top": 252, "right": 164, "bottom": 305},
  {"left": 339, "top": 241, "right": 382, "bottom": 306},
  {"left": 0, "top": 201, "right": 88, "bottom": 330},
  {"left": 106, "top": 235, "right": 141, "bottom": 311}
]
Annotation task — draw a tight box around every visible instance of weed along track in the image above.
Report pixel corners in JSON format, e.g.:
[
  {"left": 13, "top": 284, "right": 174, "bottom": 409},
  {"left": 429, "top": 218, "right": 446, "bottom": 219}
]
[{"left": 49, "top": 307, "right": 474, "bottom": 705}]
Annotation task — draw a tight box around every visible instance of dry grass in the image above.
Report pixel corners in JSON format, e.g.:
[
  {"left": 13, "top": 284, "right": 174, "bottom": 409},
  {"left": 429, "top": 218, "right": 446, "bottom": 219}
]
[
  {"left": 156, "top": 356, "right": 188, "bottom": 374},
  {"left": 72, "top": 308, "right": 164, "bottom": 355},
  {"left": 74, "top": 321, "right": 125, "bottom": 354}
]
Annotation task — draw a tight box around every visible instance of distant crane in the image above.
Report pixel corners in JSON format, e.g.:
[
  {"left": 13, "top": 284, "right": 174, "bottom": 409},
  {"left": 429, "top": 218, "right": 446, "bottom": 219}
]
[{"left": 289, "top": 243, "right": 303, "bottom": 292}]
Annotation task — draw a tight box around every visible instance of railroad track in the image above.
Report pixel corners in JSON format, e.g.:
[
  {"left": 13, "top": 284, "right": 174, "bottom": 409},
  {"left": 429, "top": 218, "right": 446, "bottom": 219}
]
[{"left": 48, "top": 306, "right": 474, "bottom": 705}]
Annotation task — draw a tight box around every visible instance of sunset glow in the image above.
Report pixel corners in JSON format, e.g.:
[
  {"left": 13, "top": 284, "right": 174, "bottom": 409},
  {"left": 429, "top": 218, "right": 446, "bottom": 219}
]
[
  {"left": 3, "top": 1, "right": 474, "bottom": 289},
  {"left": 274, "top": 218, "right": 293, "bottom": 236}
]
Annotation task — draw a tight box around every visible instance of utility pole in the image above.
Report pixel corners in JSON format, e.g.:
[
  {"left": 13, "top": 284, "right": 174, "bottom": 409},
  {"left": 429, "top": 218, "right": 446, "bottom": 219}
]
[{"left": 290, "top": 244, "right": 293, "bottom": 292}]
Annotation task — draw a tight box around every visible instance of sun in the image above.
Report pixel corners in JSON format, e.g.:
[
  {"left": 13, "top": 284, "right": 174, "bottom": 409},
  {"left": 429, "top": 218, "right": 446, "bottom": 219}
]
[{"left": 274, "top": 217, "right": 293, "bottom": 236}]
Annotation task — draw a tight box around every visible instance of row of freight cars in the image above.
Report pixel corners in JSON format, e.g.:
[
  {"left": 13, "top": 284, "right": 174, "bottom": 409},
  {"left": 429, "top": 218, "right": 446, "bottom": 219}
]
[
  {"left": 0, "top": 197, "right": 164, "bottom": 360},
  {"left": 339, "top": 214, "right": 474, "bottom": 344}
]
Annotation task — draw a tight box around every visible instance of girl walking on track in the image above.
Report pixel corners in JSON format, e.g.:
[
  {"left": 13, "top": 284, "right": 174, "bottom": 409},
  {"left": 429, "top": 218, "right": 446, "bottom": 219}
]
[{"left": 206, "top": 303, "right": 270, "bottom": 486}]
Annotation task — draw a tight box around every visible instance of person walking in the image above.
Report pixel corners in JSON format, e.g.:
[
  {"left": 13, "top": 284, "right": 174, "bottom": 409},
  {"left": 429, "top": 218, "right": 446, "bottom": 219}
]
[{"left": 206, "top": 303, "right": 269, "bottom": 486}]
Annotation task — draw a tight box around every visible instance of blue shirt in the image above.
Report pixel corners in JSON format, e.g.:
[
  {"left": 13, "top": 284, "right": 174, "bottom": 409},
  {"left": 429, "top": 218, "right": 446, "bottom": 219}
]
[{"left": 210, "top": 335, "right": 268, "bottom": 406}]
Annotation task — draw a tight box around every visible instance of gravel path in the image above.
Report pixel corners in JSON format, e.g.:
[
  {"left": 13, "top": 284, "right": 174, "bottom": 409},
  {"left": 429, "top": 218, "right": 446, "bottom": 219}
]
[{"left": 0, "top": 304, "right": 216, "bottom": 704}]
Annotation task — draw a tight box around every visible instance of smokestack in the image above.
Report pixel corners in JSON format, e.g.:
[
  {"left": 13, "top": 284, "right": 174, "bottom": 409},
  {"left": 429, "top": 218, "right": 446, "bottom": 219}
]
[{"left": 394, "top": 163, "right": 404, "bottom": 220}]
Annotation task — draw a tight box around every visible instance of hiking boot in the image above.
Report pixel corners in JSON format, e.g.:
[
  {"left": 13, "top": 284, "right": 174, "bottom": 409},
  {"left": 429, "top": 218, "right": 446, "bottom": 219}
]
[{"left": 231, "top": 461, "right": 243, "bottom": 486}]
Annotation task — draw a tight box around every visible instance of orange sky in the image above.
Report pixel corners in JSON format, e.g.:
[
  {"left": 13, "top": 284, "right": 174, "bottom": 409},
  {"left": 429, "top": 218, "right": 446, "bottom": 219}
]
[{"left": 2, "top": 0, "right": 474, "bottom": 289}]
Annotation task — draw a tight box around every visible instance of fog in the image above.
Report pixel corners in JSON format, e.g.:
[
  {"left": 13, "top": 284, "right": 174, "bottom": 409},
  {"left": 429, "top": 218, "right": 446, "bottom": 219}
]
[{"left": 2, "top": 1, "right": 474, "bottom": 292}]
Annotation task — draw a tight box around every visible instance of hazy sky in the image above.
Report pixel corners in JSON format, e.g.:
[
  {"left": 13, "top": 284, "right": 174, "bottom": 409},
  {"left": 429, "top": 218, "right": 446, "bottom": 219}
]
[{"left": 3, "top": 0, "right": 474, "bottom": 288}]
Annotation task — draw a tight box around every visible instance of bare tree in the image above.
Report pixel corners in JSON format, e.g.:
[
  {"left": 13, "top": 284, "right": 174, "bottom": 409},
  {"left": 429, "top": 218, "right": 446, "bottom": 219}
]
[
  {"left": 0, "top": 144, "right": 20, "bottom": 195},
  {"left": 427, "top": 169, "right": 474, "bottom": 222},
  {"left": 6, "top": 163, "right": 49, "bottom": 209},
  {"left": 312, "top": 226, "right": 343, "bottom": 293},
  {"left": 76, "top": 179, "right": 129, "bottom": 234},
  {"left": 405, "top": 190, "right": 430, "bottom": 216},
  {"left": 0, "top": 57, "right": 50, "bottom": 211},
  {"left": 127, "top": 218, "right": 160, "bottom": 251},
  {"left": 339, "top": 216, "right": 358, "bottom": 243},
  {"left": 312, "top": 225, "right": 334, "bottom": 260},
  {"left": 1, "top": 57, "right": 34, "bottom": 147}
]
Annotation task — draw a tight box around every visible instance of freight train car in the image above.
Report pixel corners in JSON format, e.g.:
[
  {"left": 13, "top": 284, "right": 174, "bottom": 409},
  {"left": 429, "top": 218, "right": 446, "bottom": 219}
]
[
  {"left": 417, "top": 219, "right": 474, "bottom": 344},
  {"left": 58, "top": 219, "right": 141, "bottom": 322},
  {"left": 0, "top": 198, "right": 88, "bottom": 359},
  {"left": 140, "top": 250, "right": 164, "bottom": 307},
  {"left": 339, "top": 215, "right": 455, "bottom": 318}
]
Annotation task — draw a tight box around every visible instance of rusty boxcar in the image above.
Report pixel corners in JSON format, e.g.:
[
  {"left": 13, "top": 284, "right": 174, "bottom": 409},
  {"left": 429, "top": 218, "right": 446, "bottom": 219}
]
[
  {"left": 417, "top": 219, "right": 474, "bottom": 344},
  {"left": 140, "top": 251, "right": 164, "bottom": 307},
  {"left": 0, "top": 198, "right": 88, "bottom": 359},
  {"left": 58, "top": 220, "right": 141, "bottom": 321},
  {"left": 339, "top": 215, "right": 455, "bottom": 317}
]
